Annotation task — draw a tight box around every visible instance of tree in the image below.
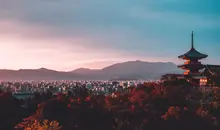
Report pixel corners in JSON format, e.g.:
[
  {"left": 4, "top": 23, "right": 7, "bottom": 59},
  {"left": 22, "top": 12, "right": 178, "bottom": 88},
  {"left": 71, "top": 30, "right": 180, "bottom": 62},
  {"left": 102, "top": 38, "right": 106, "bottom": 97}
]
[{"left": 21, "top": 120, "right": 61, "bottom": 130}]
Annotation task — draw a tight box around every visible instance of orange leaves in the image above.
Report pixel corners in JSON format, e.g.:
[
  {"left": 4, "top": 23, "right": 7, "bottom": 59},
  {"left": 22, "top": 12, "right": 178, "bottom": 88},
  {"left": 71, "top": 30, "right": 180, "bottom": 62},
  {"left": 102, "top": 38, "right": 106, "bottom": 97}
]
[
  {"left": 22, "top": 120, "right": 62, "bottom": 130},
  {"left": 161, "top": 106, "right": 181, "bottom": 120},
  {"left": 196, "top": 107, "right": 209, "bottom": 117}
]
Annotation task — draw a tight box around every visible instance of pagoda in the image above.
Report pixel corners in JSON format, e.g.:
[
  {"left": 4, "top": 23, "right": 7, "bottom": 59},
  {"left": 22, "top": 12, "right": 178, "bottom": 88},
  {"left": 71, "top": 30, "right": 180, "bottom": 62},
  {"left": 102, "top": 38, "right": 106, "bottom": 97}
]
[{"left": 178, "top": 31, "right": 208, "bottom": 83}]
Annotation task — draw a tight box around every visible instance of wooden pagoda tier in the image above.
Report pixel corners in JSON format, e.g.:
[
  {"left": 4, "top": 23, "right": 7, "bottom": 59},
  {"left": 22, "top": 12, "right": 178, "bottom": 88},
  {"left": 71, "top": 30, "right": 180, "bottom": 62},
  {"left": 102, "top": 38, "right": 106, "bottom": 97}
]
[{"left": 178, "top": 64, "right": 205, "bottom": 70}]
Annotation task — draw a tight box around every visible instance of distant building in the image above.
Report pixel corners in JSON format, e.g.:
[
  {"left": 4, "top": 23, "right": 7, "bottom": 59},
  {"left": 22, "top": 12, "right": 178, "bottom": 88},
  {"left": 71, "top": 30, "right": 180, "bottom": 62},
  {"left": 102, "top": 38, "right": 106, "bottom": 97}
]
[
  {"left": 177, "top": 31, "right": 220, "bottom": 86},
  {"left": 161, "top": 74, "right": 184, "bottom": 82}
]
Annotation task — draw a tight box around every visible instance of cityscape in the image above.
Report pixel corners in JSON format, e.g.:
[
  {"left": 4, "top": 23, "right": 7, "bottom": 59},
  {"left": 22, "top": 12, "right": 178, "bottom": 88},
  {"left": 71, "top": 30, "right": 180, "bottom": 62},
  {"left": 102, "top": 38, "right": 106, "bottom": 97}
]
[{"left": 0, "top": 0, "right": 219, "bottom": 130}]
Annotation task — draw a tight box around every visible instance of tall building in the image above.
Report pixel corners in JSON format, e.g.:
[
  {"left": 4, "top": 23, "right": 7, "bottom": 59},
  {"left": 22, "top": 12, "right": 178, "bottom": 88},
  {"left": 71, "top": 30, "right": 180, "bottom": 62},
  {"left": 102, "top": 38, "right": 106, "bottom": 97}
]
[
  {"left": 177, "top": 31, "right": 220, "bottom": 86},
  {"left": 178, "top": 31, "right": 208, "bottom": 76}
]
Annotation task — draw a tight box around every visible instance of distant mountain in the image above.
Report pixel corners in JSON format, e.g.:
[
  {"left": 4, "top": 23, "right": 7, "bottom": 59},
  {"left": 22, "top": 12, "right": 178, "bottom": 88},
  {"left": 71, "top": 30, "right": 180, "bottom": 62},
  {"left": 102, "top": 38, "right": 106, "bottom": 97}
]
[
  {"left": 99, "top": 61, "right": 182, "bottom": 80},
  {"left": 70, "top": 68, "right": 99, "bottom": 74},
  {"left": 0, "top": 68, "right": 78, "bottom": 81},
  {"left": 0, "top": 61, "right": 182, "bottom": 80}
]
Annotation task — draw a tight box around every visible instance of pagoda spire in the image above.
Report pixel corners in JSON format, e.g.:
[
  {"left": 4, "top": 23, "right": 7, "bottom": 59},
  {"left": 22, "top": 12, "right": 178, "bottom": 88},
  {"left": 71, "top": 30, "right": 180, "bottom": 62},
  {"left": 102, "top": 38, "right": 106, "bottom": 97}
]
[{"left": 191, "top": 31, "right": 194, "bottom": 49}]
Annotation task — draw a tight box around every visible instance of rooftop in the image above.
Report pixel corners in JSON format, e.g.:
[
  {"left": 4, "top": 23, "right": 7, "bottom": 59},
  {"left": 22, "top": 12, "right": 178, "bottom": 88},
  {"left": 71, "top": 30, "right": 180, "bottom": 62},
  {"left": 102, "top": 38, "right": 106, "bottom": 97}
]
[
  {"left": 200, "top": 65, "right": 220, "bottom": 76},
  {"left": 178, "top": 31, "right": 208, "bottom": 60}
]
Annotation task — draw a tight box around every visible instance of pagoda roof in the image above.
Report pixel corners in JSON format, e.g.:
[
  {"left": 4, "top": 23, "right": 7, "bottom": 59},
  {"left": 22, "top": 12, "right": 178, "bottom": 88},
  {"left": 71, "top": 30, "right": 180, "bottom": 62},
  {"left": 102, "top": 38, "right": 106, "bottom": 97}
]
[
  {"left": 178, "top": 31, "right": 208, "bottom": 59},
  {"left": 178, "top": 48, "right": 208, "bottom": 59}
]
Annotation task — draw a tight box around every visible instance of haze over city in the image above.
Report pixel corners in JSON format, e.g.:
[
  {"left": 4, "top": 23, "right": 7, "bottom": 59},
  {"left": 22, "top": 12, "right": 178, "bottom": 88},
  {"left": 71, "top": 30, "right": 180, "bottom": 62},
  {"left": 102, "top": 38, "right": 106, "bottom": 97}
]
[{"left": 0, "top": 0, "right": 219, "bottom": 71}]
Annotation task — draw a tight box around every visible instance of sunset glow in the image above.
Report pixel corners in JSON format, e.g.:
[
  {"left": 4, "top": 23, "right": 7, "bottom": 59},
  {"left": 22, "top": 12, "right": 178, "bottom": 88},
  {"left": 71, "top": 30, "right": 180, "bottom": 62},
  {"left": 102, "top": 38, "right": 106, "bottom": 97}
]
[{"left": 0, "top": 0, "right": 219, "bottom": 71}]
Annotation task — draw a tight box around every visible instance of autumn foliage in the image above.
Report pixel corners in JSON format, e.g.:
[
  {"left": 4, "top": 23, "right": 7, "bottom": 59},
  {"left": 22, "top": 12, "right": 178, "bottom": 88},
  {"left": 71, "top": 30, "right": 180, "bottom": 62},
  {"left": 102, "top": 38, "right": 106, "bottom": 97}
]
[{"left": 0, "top": 79, "right": 219, "bottom": 130}]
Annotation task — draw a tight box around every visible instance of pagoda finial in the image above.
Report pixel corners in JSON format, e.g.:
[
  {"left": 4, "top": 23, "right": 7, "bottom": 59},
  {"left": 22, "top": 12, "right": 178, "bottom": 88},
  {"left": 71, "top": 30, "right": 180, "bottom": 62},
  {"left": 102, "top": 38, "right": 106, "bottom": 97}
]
[{"left": 191, "top": 31, "right": 194, "bottom": 49}]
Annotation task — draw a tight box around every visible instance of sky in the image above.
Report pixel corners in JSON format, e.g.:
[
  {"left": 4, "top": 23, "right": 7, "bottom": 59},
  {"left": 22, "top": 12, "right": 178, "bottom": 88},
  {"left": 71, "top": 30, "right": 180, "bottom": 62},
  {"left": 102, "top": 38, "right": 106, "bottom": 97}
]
[{"left": 0, "top": 0, "right": 219, "bottom": 71}]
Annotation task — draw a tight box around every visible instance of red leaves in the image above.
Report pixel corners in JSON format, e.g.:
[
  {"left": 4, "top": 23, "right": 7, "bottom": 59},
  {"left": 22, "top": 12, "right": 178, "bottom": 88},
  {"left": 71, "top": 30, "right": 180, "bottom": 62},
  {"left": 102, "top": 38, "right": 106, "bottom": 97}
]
[
  {"left": 85, "top": 96, "right": 91, "bottom": 102},
  {"left": 161, "top": 106, "right": 181, "bottom": 120},
  {"left": 130, "top": 105, "right": 135, "bottom": 112},
  {"left": 184, "top": 107, "right": 188, "bottom": 111},
  {"left": 77, "top": 98, "right": 81, "bottom": 103},
  {"left": 69, "top": 98, "right": 74, "bottom": 103}
]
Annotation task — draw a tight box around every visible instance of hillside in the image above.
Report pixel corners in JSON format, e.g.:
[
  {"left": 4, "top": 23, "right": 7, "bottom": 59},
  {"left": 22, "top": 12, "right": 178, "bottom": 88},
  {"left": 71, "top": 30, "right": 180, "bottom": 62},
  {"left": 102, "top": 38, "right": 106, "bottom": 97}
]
[{"left": 0, "top": 61, "right": 182, "bottom": 80}]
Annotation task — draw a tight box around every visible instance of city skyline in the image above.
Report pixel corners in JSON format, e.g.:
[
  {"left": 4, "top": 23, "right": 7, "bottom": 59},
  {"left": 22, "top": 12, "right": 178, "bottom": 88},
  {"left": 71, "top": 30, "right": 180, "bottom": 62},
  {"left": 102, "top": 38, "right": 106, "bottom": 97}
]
[{"left": 0, "top": 0, "right": 219, "bottom": 71}]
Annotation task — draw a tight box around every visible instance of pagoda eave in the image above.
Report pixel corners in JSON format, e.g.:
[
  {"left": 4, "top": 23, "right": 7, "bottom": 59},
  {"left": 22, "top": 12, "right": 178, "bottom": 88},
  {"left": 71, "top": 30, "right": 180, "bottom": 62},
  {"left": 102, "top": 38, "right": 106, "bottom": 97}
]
[
  {"left": 177, "top": 65, "right": 188, "bottom": 70},
  {"left": 178, "top": 55, "right": 208, "bottom": 60},
  {"left": 178, "top": 64, "right": 205, "bottom": 70}
]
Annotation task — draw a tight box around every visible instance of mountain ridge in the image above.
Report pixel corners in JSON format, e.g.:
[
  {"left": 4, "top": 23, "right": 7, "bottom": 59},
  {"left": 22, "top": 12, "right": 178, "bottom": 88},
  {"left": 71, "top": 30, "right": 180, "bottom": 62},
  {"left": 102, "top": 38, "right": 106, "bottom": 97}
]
[{"left": 0, "top": 61, "right": 182, "bottom": 80}]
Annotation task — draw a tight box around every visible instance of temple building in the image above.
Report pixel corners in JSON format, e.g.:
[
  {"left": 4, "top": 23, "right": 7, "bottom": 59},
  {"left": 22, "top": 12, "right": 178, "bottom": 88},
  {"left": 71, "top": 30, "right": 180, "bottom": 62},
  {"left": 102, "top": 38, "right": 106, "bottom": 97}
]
[
  {"left": 178, "top": 31, "right": 208, "bottom": 76},
  {"left": 177, "top": 31, "right": 220, "bottom": 86},
  {"left": 199, "top": 65, "right": 220, "bottom": 86}
]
